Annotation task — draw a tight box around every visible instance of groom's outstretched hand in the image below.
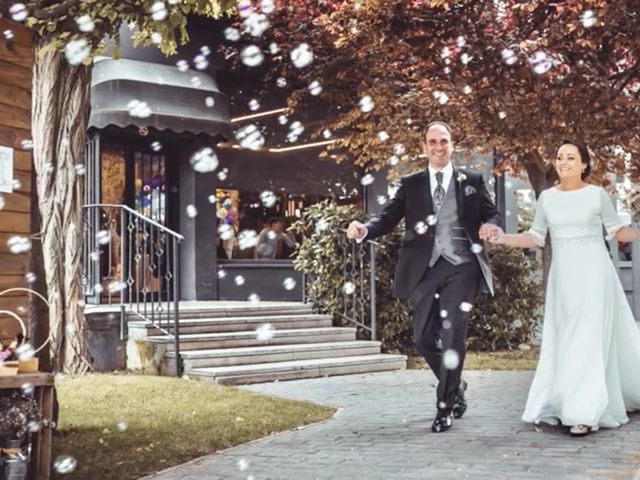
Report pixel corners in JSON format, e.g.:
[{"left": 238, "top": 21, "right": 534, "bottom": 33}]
[
  {"left": 347, "top": 221, "right": 367, "bottom": 240},
  {"left": 479, "top": 223, "right": 502, "bottom": 242}
]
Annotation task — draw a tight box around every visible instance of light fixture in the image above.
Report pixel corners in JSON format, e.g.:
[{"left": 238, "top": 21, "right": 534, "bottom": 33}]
[
  {"left": 230, "top": 107, "right": 288, "bottom": 123},
  {"left": 217, "top": 139, "right": 337, "bottom": 153},
  {"left": 268, "top": 139, "right": 336, "bottom": 152}
]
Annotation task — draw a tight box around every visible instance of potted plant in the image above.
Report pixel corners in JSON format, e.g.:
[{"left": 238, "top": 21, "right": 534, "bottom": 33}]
[{"left": 0, "top": 391, "right": 41, "bottom": 480}]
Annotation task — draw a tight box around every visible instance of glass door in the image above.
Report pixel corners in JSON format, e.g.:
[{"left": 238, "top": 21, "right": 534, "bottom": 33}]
[{"left": 133, "top": 151, "right": 166, "bottom": 225}]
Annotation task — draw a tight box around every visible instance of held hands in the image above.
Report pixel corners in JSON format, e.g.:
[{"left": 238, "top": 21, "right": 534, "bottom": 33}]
[
  {"left": 347, "top": 221, "right": 505, "bottom": 243},
  {"left": 346, "top": 221, "right": 367, "bottom": 240},
  {"left": 479, "top": 224, "right": 505, "bottom": 244}
]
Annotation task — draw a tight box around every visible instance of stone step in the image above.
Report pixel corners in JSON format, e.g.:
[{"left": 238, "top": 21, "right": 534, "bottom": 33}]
[
  {"left": 163, "top": 340, "right": 382, "bottom": 372},
  {"left": 129, "top": 314, "right": 333, "bottom": 335},
  {"left": 188, "top": 354, "right": 408, "bottom": 385},
  {"left": 143, "top": 327, "right": 357, "bottom": 351},
  {"left": 128, "top": 303, "right": 314, "bottom": 321}
]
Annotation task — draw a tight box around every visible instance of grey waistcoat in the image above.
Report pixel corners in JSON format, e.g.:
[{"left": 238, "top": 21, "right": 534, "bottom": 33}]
[{"left": 429, "top": 182, "right": 474, "bottom": 267}]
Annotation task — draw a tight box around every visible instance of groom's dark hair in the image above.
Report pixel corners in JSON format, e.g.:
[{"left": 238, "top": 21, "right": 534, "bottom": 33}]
[
  {"left": 560, "top": 139, "right": 592, "bottom": 180},
  {"left": 421, "top": 121, "right": 453, "bottom": 144}
]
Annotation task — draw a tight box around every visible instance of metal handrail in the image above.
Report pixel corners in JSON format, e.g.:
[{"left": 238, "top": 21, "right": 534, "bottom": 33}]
[
  {"left": 303, "top": 240, "right": 378, "bottom": 341},
  {"left": 82, "top": 203, "right": 183, "bottom": 376},
  {"left": 84, "top": 203, "right": 185, "bottom": 240}
]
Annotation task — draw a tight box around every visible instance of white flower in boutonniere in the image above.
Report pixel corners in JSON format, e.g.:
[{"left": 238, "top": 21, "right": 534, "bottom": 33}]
[{"left": 456, "top": 172, "right": 467, "bottom": 184}]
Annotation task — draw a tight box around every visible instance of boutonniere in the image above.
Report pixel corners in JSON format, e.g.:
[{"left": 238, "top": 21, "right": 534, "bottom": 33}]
[{"left": 456, "top": 171, "right": 467, "bottom": 184}]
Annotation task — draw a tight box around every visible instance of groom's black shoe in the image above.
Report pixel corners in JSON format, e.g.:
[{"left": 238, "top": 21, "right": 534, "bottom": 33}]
[
  {"left": 431, "top": 409, "right": 454, "bottom": 433},
  {"left": 452, "top": 379, "right": 468, "bottom": 419}
]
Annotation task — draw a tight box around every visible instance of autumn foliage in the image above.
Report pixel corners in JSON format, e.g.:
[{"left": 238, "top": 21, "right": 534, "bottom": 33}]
[{"left": 229, "top": 0, "right": 640, "bottom": 193}]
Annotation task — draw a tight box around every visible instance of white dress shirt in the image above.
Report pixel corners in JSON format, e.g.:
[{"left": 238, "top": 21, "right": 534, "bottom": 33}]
[{"left": 428, "top": 162, "right": 454, "bottom": 197}]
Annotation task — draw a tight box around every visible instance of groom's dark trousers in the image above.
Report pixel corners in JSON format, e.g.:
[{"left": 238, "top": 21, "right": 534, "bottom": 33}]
[
  {"left": 361, "top": 167, "right": 500, "bottom": 413},
  {"left": 411, "top": 258, "right": 480, "bottom": 409}
]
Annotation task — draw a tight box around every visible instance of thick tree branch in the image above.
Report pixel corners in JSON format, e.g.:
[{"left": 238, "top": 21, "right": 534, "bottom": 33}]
[{"left": 31, "top": 0, "right": 82, "bottom": 20}]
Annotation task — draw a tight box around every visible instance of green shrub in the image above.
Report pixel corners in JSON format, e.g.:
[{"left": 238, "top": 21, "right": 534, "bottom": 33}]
[
  {"left": 291, "top": 201, "right": 413, "bottom": 354},
  {"left": 467, "top": 247, "right": 544, "bottom": 351},
  {"left": 292, "top": 201, "right": 543, "bottom": 353}
]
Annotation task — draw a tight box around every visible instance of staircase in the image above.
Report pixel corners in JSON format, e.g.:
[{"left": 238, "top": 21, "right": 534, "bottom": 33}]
[{"left": 127, "top": 302, "right": 407, "bottom": 385}]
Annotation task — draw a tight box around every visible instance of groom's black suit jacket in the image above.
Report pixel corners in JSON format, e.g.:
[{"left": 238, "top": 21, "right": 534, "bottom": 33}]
[{"left": 363, "top": 166, "right": 502, "bottom": 299}]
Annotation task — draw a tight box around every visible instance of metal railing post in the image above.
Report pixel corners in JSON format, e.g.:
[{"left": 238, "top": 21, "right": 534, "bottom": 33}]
[
  {"left": 120, "top": 209, "right": 126, "bottom": 306},
  {"left": 369, "top": 242, "right": 377, "bottom": 341},
  {"left": 173, "top": 238, "right": 181, "bottom": 377},
  {"left": 302, "top": 272, "right": 307, "bottom": 303}
]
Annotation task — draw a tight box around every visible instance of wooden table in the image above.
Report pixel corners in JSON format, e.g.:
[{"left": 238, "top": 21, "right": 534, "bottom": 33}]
[{"left": 0, "top": 373, "right": 54, "bottom": 480}]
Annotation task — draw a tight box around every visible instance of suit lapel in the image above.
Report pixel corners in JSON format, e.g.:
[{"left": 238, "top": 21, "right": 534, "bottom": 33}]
[
  {"left": 421, "top": 170, "right": 434, "bottom": 215},
  {"left": 453, "top": 166, "right": 465, "bottom": 220}
]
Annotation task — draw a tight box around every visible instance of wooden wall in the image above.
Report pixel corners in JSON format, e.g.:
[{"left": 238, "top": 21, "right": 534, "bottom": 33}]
[{"left": 0, "top": 18, "right": 34, "bottom": 340}]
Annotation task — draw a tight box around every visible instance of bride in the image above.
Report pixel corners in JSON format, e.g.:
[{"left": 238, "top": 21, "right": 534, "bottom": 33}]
[{"left": 484, "top": 139, "right": 640, "bottom": 436}]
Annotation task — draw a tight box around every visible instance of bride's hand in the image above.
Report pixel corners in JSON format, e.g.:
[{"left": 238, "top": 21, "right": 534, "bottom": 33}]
[{"left": 488, "top": 227, "right": 506, "bottom": 244}]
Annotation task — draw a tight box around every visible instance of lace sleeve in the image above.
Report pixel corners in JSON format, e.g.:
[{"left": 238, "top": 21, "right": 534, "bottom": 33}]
[
  {"left": 526, "top": 191, "right": 548, "bottom": 247},
  {"left": 599, "top": 187, "right": 625, "bottom": 240}
]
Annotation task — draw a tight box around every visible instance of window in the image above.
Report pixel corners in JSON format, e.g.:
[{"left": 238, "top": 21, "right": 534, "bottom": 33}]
[{"left": 215, "top": 188, "right": 351, "bottom": 260}]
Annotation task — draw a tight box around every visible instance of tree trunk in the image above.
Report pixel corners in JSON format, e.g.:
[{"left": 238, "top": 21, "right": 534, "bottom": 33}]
[
  {"left": 29, "top": 165, "right": 51, "bottom": 372},
  {"left": 32, "top": 40, "right": 92, "bottom": 374},
  {"left": 519, "top": 151, "right": 556, "bottom": 287},
  {"left": 520, "top": 151, "right": 557, "bottom": 196}
]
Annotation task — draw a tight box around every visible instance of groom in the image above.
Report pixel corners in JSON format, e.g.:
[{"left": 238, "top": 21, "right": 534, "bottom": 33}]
[{"left": 347, "top": 122, "right": 501, "bottom": 432}]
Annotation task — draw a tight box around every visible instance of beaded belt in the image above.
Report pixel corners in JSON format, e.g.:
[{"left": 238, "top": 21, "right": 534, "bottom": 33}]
[{"left": 551, "top": 234, "right": 603, "bottom": 245}]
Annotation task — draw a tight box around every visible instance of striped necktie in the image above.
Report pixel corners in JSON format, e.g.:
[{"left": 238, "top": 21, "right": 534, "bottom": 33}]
[{"left": 433, "top": 171, "right": 445, "bottom": 212}]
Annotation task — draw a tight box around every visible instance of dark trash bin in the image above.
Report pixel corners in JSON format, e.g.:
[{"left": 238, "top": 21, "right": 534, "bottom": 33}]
[{"left": 86, "top": 311, "right": 126, "bottom": 371}]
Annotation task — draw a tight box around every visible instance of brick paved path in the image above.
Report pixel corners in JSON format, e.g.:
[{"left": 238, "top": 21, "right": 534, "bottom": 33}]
[{"left": 144, "top": 370, "right": 640, "bottom": 480}]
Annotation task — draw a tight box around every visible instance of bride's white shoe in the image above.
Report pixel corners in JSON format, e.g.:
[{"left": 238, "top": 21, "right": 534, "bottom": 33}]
[{"left": 569, "top": 425, "right": 591, "bottom": 436}]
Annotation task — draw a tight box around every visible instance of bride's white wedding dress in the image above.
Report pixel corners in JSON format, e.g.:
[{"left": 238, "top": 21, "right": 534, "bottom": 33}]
[{"left": 522, "top": 185, "right": 640, "bottom": 429}]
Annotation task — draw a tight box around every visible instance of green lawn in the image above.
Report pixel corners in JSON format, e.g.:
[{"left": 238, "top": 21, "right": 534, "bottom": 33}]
[
  {"left": 407, "top": 347, "right": 539, "bottom": 371},
  {"left": 53, "top": 374, "right": 334, "bottom": 480}
]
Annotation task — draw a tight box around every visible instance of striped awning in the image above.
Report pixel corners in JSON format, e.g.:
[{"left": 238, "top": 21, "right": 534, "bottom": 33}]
[{"left": 89, "top": 57, "right": 232, "bottom": 138}]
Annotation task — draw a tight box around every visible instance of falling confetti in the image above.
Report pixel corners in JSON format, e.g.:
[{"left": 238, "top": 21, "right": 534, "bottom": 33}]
[
  {"left": 53, "top": 456, "right": 77, "bottom": 474},
  {"left": 76, "top": 15, "right": 95, "bottom": 32},
  {"left": 126, "top": 100, "right": 152, "bottom": 118},
  {"left": 358, "top": 95, "right": 375, "bottom": 113},
  {"left": 256, "top": 324, "right": 275, "bottom": 340},
  {"left": 240, "top": 45, "right": 265, "bottom": 67},
  {"left": 501, "top": 48, "right": 518, "bottom": 65},
  {"left": 248, "top": 293, "right": 261, "bottom": 303},
  {"left": 190, "top": 147, "right": 219, "bottom": 173},
  {"left": 529, "top": 51, "right": 552, "bottom": 75},
  {"left": 581, "top": 9, "right": 597, "bottom": 28},
  {"left": 443, "top": 349, "right": 460, "bottom": 370},
  {"left": 186, "top": 205, "right": 198, "bottom": 218},
  {"left": 218, "top": 224, "right": 234, "bottom": 240},
  {"left": 194, "top": 54, "right": 209, "bottom": 70},
  {"left": 64, "top": 39, "right": 91, "bottom": 65},
  {"left": 414, "top": 222, "right": 428, "bottom": 235},
  {"left": 360, "top": 174, "right": 375, "bottom": 186},
  {"left": 224, "top": 27, "right": 241, "bottom": 42},
  {"left": 342, "top": 282, "right": 356, "bottom": 295},
  {"left": 260, "top": 190, "right": 277, "bottom": 207},
  {"left": 150, "top": 1, "right": 168, "bottom": 21},
  {"left": 459, "top": 302, "right": 473, "bottom": 312},
  {"left": 248, "top": 99, "right": 260, "bottom": 111},
  {"left": 291, "top": 43, "right": 314, "bottom": 68},
  {"left": 308, "top": 80, "right": 323, "bottom": 95},
  {"left": 238, "top": 230, "right": 259, "bottom": 249},
  {"left": 236, "top": 124, "right": 265, "bottom": 150},
  {"left": 10, "top": 3, "right": 28, "bottom": 22}
]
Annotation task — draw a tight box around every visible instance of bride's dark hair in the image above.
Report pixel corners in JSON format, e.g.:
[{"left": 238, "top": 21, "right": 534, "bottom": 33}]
[{"left": 560, "top": 139, "right": 591, "bottom": 180}]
